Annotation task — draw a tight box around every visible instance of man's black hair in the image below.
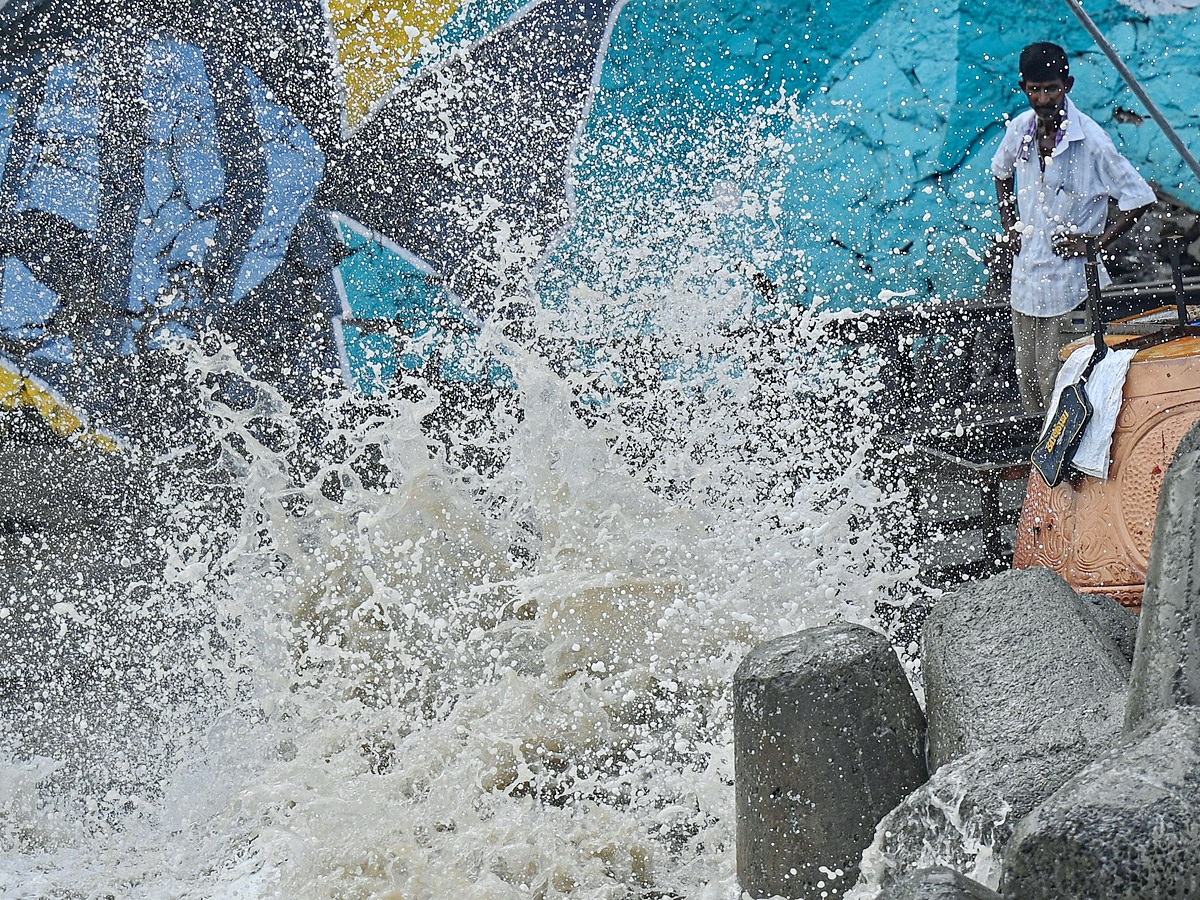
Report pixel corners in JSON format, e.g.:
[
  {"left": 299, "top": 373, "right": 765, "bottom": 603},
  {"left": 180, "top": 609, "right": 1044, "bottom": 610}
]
[{"left": 1020, "top": 42, "right": 1070, "bottom": 82}]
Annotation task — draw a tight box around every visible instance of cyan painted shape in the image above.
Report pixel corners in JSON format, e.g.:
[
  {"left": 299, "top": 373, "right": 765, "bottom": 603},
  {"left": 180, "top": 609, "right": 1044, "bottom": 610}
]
[
  {"left": 337, "top": 228, "right": 452, "bottom": 329},
  {"left": 341, "top": 325, "right": 400, "bottom": 396}
]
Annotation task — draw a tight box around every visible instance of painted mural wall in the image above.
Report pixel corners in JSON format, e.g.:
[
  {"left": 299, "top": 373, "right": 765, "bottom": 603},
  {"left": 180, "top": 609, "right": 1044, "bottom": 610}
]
[
  {"left": 544, "top": 0, "right": 1200, "bottom": 320},
  {"left": 0, "top": 0, "right": 1197, "bottom": 444}
]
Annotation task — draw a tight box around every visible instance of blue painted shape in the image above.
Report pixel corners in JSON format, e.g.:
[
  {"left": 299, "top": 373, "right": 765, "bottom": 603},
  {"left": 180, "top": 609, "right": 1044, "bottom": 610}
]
[
  {"left": 232, "top": 74, "right": 324, "bottom": 301},
  {"left": 26, "top": 335, "right": 74, "bottom": 365},
  {"left": 336, "top": 223, "right": 457, "bottom": 330},
  {"left": 771, "top": 0, "right": 1200, "bottom": 307},
  {"left": 14, "top": 59, "right": 100, "bottom": 233},
  {"left": 129, "top": 39, "right": 224, "bottom": 319},
  {"left": 0, "top": 91, "right": 15, "bottom": 187},
  {"left": 541, "top": 0, "right": 1200, "bottom": 321},
  {"left": 538, "top": 0, "right": 895, "bottom": 318},
  {"left": 0, "top": 256, "right": 60, "bottom": 340},
  {"left": 340, "top": 324, "right": 400, "bottom": 396}
]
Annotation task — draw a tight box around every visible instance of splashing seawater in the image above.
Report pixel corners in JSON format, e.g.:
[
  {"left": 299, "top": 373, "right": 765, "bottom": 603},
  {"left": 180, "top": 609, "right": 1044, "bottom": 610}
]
[{"left": 0, "top": 103, "right": 921, "bottom": 900}]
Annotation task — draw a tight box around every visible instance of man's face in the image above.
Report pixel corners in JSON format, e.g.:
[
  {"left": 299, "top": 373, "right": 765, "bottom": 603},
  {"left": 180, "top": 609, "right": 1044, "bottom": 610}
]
[{"left": 1020, "top": 76, "right": 1074, "bottom": 124}]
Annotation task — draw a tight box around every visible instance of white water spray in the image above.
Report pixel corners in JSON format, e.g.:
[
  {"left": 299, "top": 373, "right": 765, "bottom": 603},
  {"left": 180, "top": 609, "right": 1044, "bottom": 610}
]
[{"left": 0, "top": 99, "right": 923, "bottom": 900}]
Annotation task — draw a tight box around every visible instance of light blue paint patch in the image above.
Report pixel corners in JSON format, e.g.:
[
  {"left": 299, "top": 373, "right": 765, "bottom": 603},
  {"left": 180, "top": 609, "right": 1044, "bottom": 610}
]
[
  {"left": 26, "top": 335, "right": 74, "bottom": 365},
  {"left": 0, "top": 256, "right": 60, "bottom": 340},
  {"left": 0, "top": 92, "right": 15, "bottom": 187},
  {"left": 130, "top": 39, "right": 224, "bottom": 315},
  {"left": 15, "top": 59, "right": 100, "bottom": 233},
  {"left": 232, "top": 74, "right": 324, "bottom": 301}
]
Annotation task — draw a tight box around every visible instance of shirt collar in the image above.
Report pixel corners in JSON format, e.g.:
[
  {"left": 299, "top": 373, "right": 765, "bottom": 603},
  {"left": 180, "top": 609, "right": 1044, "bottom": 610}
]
[
  {"left": 1017, "top": 98, "right": 1084, "bottom": 162},
  {"left": 1056, "top": 98, "right": 1085, "bottom": 154}
]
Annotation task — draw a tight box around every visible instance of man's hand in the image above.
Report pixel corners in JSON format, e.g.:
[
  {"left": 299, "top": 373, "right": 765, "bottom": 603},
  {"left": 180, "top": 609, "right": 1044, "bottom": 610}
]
[{"left": 1051, "top": 232, "right": 1089, "bottom": 259}]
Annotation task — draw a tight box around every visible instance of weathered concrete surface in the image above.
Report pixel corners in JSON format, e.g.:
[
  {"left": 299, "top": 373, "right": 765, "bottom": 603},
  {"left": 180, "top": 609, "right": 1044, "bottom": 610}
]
[
  {"left": 1126, "top": 419, "right": 1200, "bottom": 732},
  {"left": 922, "top": 566, "right": 1128, "bottom": 771},
  {"left": 1002, "top": 707, "right": 1200, "bottom": 900},
  {"left": 0, "top": 445, "right": 147, "bottom": 530},
  {"left": 735, "top": 623, "right": 927, "bottom": 900},
  {"left": 0, "top": 444, "right": 221, "bottom": 797},
  {"left": 855, "top": 692, "right": 1125, "bottom": 895},
  {"left": 876, "top": 866, "right": 1001, "bottom": 900},
  {"left": 1078, "top": 593, "right": 1138, "bottom": 666}
]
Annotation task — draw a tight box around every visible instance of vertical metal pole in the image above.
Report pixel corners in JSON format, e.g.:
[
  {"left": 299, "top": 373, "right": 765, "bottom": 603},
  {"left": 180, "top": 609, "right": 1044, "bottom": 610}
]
[
  {"left": 1063, "top": 0, "right": 1200, "bottom": 186},
  {"left": 1084, "top": 237, "right": 1107, "bottom": 360},
  {"left": 1170, "top": 238, "right": 1189, "bottom": 327}
]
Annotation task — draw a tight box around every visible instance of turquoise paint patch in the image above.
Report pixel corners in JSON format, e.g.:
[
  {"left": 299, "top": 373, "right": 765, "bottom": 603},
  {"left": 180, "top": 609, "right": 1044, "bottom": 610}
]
[
  {"left": 539, "top": 0, "right": 897, "bottom": 324},
  {"left": 333, "top": 220, "right": 513, "bottom": 392},
  {"left": 341, "top": 325, "right": 400, "bottom": 397},
  {"left": 542, "top": 0, "right": 1200, "bottom": 322}
]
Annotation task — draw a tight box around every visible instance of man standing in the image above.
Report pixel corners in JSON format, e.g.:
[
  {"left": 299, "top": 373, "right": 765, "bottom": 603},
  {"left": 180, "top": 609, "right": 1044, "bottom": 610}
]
[{"left": 992, "top": 41, "right": 1155, "bottom": 415}]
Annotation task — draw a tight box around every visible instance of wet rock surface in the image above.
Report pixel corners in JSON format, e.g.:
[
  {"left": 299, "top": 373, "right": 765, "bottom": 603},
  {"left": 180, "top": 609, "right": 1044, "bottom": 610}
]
[
  {"left": 734, "top": 623, "right": 927, "bottom": 900},
  {"left": 1077, "top": 592, "right": 1138, "bottom": 666},
  {"left": 877, "top": 866, "right": 1002, "bottom": 899},
  {"left": 921, "top": 566, "right": 1128, "bottom": 771},
  {"left": 1001, "top": 707, "right": 1200, "bottom": 900},
  {"left": 1126, "top": 418, "right": 1200, "bottom": 732},
  {"left": 859, "top": 691, "right": 1126, "bottom": 893}
]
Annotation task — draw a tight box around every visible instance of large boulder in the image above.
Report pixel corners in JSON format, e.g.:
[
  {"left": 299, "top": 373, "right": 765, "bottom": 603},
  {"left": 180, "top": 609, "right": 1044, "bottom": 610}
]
[
  {"left": 1001, "top": 707, "right": 1200, "bottom": 900},
  {"left": 1126, "top": 419, "right": 1200, "bottom": 732},
  {"left": 734, "top": 623, "right": 927, "bottom": 900},
  {"left": 922, "top": 566, "right": 1128, "bottom": 771},
  {"left": 874, "top": 866, "right": 1002, "bottom": 899}
]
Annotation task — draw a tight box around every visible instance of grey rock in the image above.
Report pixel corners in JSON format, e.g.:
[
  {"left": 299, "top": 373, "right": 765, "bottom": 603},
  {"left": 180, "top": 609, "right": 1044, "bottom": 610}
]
[
  {"left": 855, "top": 692, "right": 1125, "bottom": 896},
  {"left": 1126, "top": 418, "right": 1200, "bottom": 732},
  {"left": 1002, "top": 707, "right": 1200, "bottom": 900},
  {"left": 1077, "top": 593, "right": 1138, "bottom": 666},
  {"left": 735, "top": 623, "right": 927, "bottom": 900},
  {"left": 922, "top": 566, "right": 1128, "bottom": 771},
  {"left": 877, "top": 866, "right": 1002, "bottom": 899}
]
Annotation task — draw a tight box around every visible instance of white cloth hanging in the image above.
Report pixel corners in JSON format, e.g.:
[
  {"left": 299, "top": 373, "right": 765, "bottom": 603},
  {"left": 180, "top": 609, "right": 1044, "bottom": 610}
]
[{"left": 1042, "top": 344, "right": 1137, "bottom": 479}]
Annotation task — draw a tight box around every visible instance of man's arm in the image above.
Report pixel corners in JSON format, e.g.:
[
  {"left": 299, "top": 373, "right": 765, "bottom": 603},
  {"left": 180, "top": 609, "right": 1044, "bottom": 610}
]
[
  {"left": 1051, "top": 203, "right": 1152, "bottom": 259},
  {"left": 995, "top": 175, "right": 1020, "bottom": 252}
]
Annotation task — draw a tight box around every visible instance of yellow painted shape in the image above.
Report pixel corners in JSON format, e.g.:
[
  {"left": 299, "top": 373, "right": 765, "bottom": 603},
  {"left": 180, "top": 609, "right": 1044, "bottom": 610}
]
[
  {"left": 330, "top": 0, "right": 461, "bottom": 129},
  {"left": 0, "top": 367, "right": 119, "bottom": 452}
]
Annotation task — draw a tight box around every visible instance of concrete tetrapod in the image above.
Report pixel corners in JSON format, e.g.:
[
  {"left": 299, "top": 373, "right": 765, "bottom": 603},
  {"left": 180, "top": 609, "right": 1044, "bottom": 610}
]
[
  {"left": 1001, "top": 707, "right": 1200, "bottom": 900},
  {"left": 876, "top": 866, "right": 1002, "bottom": 899},
  {"left": 922, "top": 566, "right": 1129, "bottom": 772},
  {"left": 734, "top": 623, "right": 927, "bottom": 900},
  {"left": 854, "top": 693, "right": 1127, "bottom": 894},
  {"left": 1126, "top": 417, "right": 1200, "bottom": 732},
  {"left": 851, "top": 567, "right": 1129, "bottom": 893}
]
